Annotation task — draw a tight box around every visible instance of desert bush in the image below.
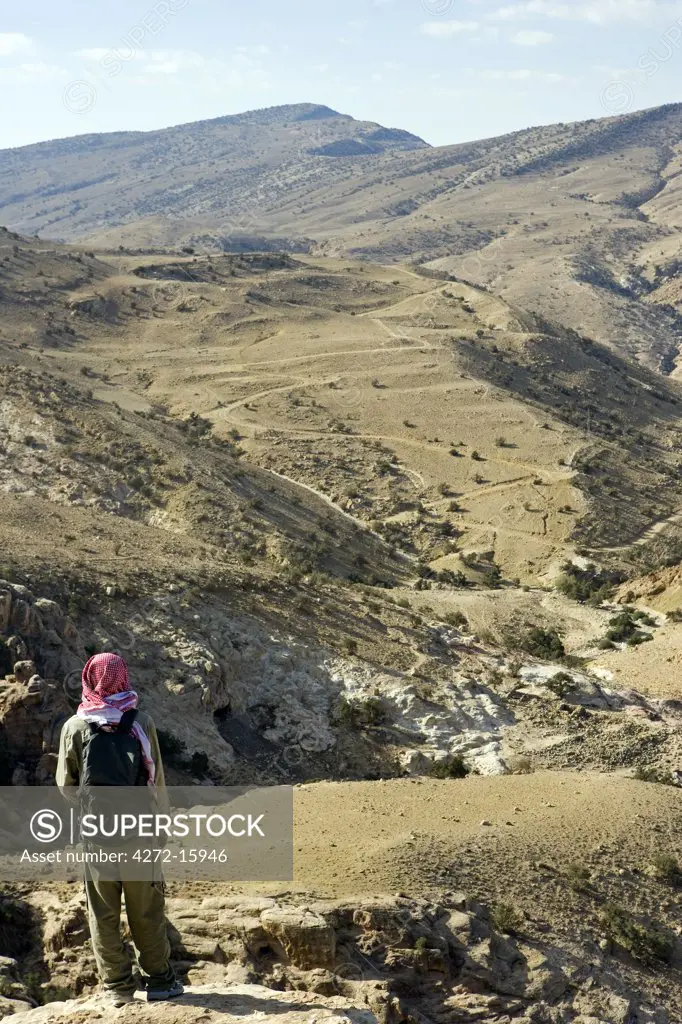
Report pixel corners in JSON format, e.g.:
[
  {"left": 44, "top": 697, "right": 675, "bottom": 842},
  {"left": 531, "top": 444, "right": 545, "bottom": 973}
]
[
  {"left": 502, "top": 620, "right": 565, "bottom": 660},
  {"left": 491, "top": 903, "right": 524, "bottom": 935},
  {"left": 565, "top": 863, "right": 591, "bottom": 892},
  {"left": 605, "top": 611, "right": 654, "bottom": 646},
  {"left": 634, "top": 765, "right": 676, "bottom": 786},
  {"left": 443, "top": 610, "right": 468, "bottom": 628},
  {"left": 600, "top": 904, "right": 674, "bottom": 966},
  {"left": 555, "top": 562, "right": 623, "bottom": 605},
  {"left": 650, "top": 853, "right": 681, "bottom": 886},
  {"left": 335, "top": 695, "right": 385, "bottom": 728},
  {"left": 546, "top": 671, "right": 575, "bottom": 697},
  {"left": 428, "top": 755, "right": 470, "bottom": 779},
  {"left": 482, "top": 565, "right": 502, "bottom": 588},
  {"left": 437, "top": 569, "right": 469, "bottom": 587}
]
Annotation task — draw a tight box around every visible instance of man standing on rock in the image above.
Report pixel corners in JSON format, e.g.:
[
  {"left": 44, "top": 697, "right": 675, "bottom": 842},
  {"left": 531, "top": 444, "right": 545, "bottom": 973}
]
[{"left": 57, "top": 652, "right": 184, "bottom": 1008}]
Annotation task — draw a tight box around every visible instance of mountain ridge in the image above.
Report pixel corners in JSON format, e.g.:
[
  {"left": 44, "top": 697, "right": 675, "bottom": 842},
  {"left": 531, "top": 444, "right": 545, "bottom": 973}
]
[{"left": 4, "top": 100, "right": 682, "bottom": 370}]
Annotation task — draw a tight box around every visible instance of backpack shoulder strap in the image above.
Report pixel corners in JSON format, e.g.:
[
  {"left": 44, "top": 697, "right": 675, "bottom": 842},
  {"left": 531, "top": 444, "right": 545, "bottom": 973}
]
[{"left": 117, "top": 709, "right": 138, "bottom": 734}]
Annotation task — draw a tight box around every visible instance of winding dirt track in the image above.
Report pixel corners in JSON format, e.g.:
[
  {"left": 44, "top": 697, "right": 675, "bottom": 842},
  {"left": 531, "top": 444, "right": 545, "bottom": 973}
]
[{"left": 588, "top": 506, "right": 682, "bottom": 554}]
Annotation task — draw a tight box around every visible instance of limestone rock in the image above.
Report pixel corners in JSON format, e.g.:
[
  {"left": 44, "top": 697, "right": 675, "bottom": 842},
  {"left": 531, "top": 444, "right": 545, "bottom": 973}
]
[
  {"left": 5, "top": 983, "right": 379, "bottom": 1024},
  {"left": 13, "top": 661, "right": 37, "bottom": 685},
  {"left": 460, "top": 932, "right": 528, "bottom": 997},
  {"left": 260, "top": 907, "right": 336, "bottom": 970},
  {"left": 0, "top": 591, "right": 11, "bottom": 633}
]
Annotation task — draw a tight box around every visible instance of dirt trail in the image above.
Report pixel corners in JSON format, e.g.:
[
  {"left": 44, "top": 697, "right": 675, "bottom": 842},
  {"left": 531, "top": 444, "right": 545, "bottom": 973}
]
[
  {"left": 261, "top": 466, "right": 401, "bottom": 552},
  {"left": 589, "top": 506, "right": 682, "bottom": 554}
]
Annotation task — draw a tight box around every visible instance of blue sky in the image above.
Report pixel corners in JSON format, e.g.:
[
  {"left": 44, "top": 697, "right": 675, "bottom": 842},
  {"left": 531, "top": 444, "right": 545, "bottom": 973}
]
[{"left": 2, "top": 0, "right": 682, "bottom": 149}]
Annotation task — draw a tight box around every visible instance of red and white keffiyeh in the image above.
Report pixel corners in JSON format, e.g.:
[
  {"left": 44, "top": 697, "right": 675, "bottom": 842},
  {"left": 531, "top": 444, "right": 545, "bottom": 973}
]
[{"left": 77, "top": 653, "right": 155, "bottom": 786}]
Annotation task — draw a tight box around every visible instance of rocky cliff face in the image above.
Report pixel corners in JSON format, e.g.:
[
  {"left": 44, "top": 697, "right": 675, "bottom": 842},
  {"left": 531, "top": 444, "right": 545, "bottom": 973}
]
[
  {"left": 0, "top": 891, "right": 665, "bottom": 1024},
  {"left": 2, "top": 574, "right": 682, "bottom": 789}
]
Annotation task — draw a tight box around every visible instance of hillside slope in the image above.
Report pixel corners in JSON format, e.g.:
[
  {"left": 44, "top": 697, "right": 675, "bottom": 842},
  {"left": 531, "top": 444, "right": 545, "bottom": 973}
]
[{"left": 5, "top": 103, "right": 682, "bottom": 371}]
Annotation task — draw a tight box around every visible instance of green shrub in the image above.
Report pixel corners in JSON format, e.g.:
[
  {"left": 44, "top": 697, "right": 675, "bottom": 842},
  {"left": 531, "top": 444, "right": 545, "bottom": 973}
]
[
  {"left": 482, "top": 566, "right": 502, "bottom": 588},
  {"left": 491, "top": 903, "right": 524, "bottom": 936},
  {"left": 606, "top": 610, "right": 654, "bottom": 646},
  {"left": 335, "top": 695, "right": 385, "bottom": 728},
  {"left": 555, "top": 562, "right": 623, "bottom": 605},
  {"left": 502, "top": 621, "right": 565, "bottom": 661},
  {"left": 650, "top": 853, "right": 681, "bottom": 886},
  {"left": 634, "top": 766, "right": 675, "bottom": 786},
  {"left": 565, "top": 863, "right": 591, "bottom": 892},
  {"left": 428, "top": 755, "right": 470, "bottom": 779},
  {"left": 437, "top": 569, "right": 468, "bottom": 587},
  {"left": 546, "top": 671, "right": 575, "bottom": 697},
  {"left": 600, "top": 904, "right": 674, "bottom": 966}
]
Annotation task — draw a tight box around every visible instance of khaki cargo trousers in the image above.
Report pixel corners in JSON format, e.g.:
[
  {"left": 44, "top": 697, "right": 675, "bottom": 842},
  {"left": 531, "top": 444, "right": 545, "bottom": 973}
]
[{"left": 84, "top": 872, "right": 175, "bottom": 994}]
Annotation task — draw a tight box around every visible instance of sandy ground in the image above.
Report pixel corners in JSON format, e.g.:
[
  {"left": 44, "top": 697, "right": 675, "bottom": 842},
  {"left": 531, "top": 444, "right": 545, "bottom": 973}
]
[
  {"left": 289, "top": 773, "right": 682, "bottom": 898},
  {"left": 594, "top": 622, "right": 682, "bottom": 699}
]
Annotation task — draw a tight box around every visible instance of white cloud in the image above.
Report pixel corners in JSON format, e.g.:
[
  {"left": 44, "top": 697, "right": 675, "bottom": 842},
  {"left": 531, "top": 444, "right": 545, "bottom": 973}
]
[
  {"left": 0, "top": 32, "right": 35, "bottom": 57},
  {"left": 420, "top": 19, "right": 481, "bottom": 35},
  {"left": 142, "top": 50, "right": 209, "bottom": 74},
  {"left": 0, "top": 61, "right": 66, "bottom": 82},
  {"left": 139, "top": 49, "right": 270, "bottom": 91},
  {"left": 489, "top": 0, "right": 682, "bottom": 24},
  {"left": 236, "top": 44, "right": 271, "bottom": 55},
  {"left": 69, "top": 45, "right": 270, "bottom": 93},
  {"left": 467, "top": 66, "right": 568, "bottom": 80},
  {"left": 74, "top": 48, "right": 112, "bottom": 61},
  {"left": 511, "top": 29, "right": 554, "bottom": 43}
]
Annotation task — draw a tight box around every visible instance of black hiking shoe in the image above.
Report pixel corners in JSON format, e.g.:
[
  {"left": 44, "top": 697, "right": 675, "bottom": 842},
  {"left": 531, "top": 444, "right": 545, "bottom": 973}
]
[{"left": 145, "top": 980, "right": 184, "bottom": 1001}]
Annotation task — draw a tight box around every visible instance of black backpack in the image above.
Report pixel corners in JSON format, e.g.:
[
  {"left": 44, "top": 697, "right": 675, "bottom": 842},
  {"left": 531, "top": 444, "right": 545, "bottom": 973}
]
[{"left": 81, "top": 709, "right": 147, "bottom": 787}]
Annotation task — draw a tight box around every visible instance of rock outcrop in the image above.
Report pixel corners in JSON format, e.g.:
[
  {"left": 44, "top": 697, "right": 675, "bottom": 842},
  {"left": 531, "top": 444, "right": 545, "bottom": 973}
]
[{"left": 0, "top": 892, "right": 666, "bottom": 1024}]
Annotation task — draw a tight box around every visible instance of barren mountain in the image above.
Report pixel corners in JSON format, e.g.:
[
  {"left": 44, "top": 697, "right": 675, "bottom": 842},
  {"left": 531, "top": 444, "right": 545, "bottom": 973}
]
[{"left": 5, "top": 102, "right": 682, "bottom": 371}]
